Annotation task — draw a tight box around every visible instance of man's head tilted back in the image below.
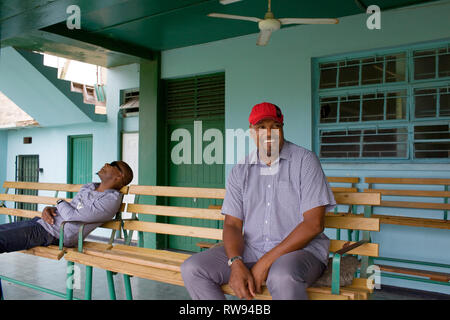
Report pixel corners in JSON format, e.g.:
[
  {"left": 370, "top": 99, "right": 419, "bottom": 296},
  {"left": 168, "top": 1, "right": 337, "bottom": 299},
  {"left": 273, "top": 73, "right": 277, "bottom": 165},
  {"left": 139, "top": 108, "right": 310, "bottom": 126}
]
[{"left": 97, "top": 161, "right": 134, "bottom": 190}]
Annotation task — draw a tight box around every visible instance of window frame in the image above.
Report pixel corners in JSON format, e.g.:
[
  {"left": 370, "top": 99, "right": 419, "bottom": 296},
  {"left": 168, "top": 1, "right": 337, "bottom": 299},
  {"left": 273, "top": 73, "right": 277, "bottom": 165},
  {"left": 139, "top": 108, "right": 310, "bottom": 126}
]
[{"left": 313, "top": 40, "right": 450, "bottom": 164}]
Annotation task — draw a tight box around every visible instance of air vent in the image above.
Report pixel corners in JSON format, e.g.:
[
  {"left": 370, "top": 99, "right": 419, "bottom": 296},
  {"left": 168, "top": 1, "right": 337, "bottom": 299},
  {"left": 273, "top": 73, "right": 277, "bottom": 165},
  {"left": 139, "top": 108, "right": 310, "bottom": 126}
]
[
  {"left": 120, "top": 89, "right": 139, "bottom": 117},
  {"left": 165, "top": 73, "right": 225, "bottom": 122},
  {"left": 23, "top": 137, "right": 32, "bottom": 144}
]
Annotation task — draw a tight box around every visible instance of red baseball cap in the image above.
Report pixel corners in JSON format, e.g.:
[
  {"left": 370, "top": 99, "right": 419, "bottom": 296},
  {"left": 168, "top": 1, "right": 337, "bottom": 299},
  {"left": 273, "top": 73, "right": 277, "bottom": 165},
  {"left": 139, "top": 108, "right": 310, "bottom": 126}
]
[{"left": 248, "top": 102, "right": 284, "bottom": 125}]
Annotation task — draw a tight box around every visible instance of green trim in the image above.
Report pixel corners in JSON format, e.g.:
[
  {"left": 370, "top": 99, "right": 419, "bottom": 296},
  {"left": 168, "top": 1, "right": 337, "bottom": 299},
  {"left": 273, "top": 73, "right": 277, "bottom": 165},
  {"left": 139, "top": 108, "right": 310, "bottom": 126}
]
[
  {"left": 374, "top": 256, "right": 450, "bottom": 269},
  {"left": 331, "top": 253, "right": 342, "bottom": 295},
  {"left": 66, "top": 261, "right": 74, "bottom": 300},
  {"left": 124, "top": 275, "right": 133, "bottom": 300},
  {"left": 0, "top": 274, "right": 81, "bottom": 300},
  {"left": 106, "top": 271, "right": 116, "bottom": 300},
  {"left": 380, "top": 272, "right": 450, "bottom": 286},
  {"left": 85, "top": 266, "right": 93, "bottom": 300}
]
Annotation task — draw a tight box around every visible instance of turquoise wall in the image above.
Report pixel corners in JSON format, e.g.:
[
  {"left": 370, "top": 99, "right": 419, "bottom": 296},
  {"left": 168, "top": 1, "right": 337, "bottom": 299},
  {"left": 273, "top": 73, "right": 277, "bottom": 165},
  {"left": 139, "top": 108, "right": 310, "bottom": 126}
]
[
  {"left": 3, "top": 63, "right": 139, "bottom": 237},
  {"left": 160, "top": 1, "right": 450, "bottom": 294}
]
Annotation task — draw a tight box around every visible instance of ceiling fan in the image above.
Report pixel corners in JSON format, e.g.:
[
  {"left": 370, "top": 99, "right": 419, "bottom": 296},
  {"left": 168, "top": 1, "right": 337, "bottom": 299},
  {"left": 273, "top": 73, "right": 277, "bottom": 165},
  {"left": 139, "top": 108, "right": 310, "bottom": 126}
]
[{"left": 208, "top": 0, "right": 339, "bottom": 46}]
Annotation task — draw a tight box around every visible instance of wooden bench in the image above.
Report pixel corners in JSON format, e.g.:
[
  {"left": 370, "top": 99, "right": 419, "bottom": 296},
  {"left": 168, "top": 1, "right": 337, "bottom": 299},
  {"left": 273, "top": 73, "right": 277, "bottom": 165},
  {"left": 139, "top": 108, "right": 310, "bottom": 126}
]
[
  {"left": 0, "top": 181, "right": 126, "bottom": 299},
  {"left": 196, "top": 176, "right": 361, "bottom": 251},
  {"left": 64, "top": 185, "right": 381, "bottom": 300},
  {"left": 364, "top": 177, "right": 450, "bottom": 286}
]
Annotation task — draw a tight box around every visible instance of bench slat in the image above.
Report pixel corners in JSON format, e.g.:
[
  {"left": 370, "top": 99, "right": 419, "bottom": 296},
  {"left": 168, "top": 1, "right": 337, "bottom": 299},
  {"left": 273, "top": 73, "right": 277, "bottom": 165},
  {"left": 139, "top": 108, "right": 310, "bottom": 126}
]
[
  {"left": 329, "top": 240, "right": 379, "bottom": 257},
  {"left": 380, "top": 200, "right": 450, "bottom": 210},
  {"left": 2, "top": 181, "right": 129, "bottom": 194},
  {"left": 0, "top": 207, "right": 41, "bottom": 218},
  {"left": 333, "top": 192, "right": 381, "bottom": 205},
  {"left": 365, "top": 177, "right": 450, "bottom": 185},
  {"left": 123, "top": 221, "right": 223, "bottom": 240},
  {"left": 372, "top": 214, "right": 450, "bottom": 229},
  {"left": 327, "top": 177, "right": 360, "bottom": 183},
  {"left": 325, "top": 216, "right": 380, "bottom": 231},
  {"left": 127, "top": 204, "right": 224, "bottom": 220},
  {"left": 365, "top": 188, "right": 450, "bottom": 198},
  {"left": 0, "top": 194, "right": 70, "bottom": 205},
  {"left": 331, "top": 187, "right": 358, "bottom": 193},
  {"left": 378, "top": 264, "right": 450, "bottom": 282},
  {"left": 128, "top": 185, "right": 226, "bottom": 199}
]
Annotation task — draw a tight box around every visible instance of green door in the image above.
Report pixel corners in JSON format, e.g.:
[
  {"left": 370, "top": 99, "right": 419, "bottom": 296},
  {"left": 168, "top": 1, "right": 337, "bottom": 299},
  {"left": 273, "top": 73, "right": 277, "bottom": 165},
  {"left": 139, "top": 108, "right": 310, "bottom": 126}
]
[
  {"left": 167, "top": 120, "right": 225, "bottom": 252},
  {"left": 68, "top": 135, "right": 93, "bottom": 196},
  {"left": 165, "top": 72, "right": 225, "bottom": 252}
]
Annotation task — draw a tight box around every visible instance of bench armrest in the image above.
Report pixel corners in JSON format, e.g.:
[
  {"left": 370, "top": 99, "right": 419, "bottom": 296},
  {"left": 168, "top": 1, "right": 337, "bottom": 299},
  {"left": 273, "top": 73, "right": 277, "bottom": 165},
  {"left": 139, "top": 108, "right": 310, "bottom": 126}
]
[
  {"left": 58, "top": 218, "right": 122, "bottom": 252},
  {"left": 331, "top": 240, "right": 369, "bottom": 295}
]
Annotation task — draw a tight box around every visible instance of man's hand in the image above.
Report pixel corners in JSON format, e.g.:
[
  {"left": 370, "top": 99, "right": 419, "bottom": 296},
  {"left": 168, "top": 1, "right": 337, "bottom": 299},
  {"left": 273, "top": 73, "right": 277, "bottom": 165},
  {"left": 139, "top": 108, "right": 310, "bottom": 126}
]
[
  {"left": 42, "top": 206, "right": 57, "bottom": 224},
  {"left": 250, "top": 257, "right": 271, "bottom": 294},
  {"left": 229, "top": 260, "right": 256, "bottom": 300}
]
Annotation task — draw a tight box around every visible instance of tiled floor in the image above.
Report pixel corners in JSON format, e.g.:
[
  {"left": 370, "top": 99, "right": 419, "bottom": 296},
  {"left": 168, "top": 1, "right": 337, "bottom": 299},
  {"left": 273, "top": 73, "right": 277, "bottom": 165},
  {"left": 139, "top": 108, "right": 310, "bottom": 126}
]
[{"left": 0, "top": 251, "right": 448, "bottom": 300}]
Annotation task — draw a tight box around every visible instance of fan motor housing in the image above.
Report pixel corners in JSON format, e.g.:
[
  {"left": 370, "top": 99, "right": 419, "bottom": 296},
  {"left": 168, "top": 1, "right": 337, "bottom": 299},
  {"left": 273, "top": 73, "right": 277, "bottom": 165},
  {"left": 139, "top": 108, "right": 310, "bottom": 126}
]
[{"left": 258, "top": 19, "right": 281, "bottom": 31}]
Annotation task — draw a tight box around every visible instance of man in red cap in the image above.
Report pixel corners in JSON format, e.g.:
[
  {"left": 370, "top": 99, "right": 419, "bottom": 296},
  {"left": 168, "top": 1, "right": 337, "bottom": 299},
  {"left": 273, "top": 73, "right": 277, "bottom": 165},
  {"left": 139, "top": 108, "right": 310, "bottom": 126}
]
[{"left": 182, "top": 102, "right": 336, "bottom": 300}]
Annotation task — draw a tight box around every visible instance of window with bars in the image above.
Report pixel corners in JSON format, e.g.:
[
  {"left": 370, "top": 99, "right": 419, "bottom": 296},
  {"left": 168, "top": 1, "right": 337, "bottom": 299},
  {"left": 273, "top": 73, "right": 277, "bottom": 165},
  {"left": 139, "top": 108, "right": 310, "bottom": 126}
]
[{"left": 315, "top": 41, "right": 450, "bottom": 162}]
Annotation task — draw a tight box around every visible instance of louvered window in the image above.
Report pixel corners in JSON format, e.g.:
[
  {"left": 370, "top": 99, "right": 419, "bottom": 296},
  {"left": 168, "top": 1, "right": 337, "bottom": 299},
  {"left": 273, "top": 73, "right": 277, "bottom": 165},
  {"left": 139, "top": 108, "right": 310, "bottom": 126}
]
[
  {"left": 165, "top": 73, "right": 225, "bottom": 122},
  {"left": 315, "top": 41, "right": 450, "bottom": 162}
]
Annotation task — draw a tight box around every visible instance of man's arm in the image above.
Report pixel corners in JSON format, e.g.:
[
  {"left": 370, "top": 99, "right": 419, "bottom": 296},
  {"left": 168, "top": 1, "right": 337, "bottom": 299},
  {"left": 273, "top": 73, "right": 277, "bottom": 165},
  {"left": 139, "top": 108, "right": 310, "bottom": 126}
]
[
  {"left": 251, "top": 205, "right": 326, "bottom": 293},
  {"left": 56, "top": 194, "right": 120, "bottom": 223},
  {"left": 223, "top": 214, "right": 256, "bottom": 300}
]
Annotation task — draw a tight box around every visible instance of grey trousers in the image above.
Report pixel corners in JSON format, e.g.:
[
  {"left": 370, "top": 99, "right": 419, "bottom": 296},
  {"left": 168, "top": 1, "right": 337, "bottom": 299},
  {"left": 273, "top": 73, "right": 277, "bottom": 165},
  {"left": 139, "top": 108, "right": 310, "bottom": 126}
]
[{"left": 181, "top": 245, "right": 326, "bottom": 300}]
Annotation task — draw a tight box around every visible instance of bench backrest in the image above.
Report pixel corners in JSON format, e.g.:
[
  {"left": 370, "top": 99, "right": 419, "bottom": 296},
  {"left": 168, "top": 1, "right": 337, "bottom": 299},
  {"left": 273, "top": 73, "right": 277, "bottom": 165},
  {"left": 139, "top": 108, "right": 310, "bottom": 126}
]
[
  {"left": 327, "top": 176, "right": 359, "bottom": 193},
  {"left": 125, "top": 185, "right": 380, "bottom": 258},
  {"left": 364, "top": 177, "right": 450, "bottom": 217},
  {"left": 0, "top": 181, "right": 128, "bottom": 231}
]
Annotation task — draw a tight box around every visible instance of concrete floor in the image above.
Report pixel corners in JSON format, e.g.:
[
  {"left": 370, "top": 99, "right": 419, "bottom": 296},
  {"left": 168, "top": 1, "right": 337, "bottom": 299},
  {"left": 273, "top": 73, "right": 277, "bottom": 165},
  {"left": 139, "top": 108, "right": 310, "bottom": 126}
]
[{"left": 0, "top": 251, "right": 449, "bottom": 300}]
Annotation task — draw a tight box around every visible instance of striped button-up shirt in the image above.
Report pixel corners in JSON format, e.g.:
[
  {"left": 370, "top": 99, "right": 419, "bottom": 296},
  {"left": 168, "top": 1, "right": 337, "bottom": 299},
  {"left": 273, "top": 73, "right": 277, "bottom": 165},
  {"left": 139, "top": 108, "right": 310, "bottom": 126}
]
[{"left": 221, "top": 141, "right": 336, "bottom": 266}]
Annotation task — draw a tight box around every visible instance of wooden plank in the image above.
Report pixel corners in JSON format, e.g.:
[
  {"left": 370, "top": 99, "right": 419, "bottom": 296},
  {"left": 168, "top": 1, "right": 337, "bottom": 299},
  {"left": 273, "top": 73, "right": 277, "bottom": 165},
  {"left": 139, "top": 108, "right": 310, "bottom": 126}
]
[
  {"left": 378, "top": 264, "right": 450, "bottom": 282},
  {"left": 100, "top": 220, "right": 122, "bottom": 230},
  {"left": 331, "top": 187, "right": 358, "bottom": 193},
  {"left": 329, "top": 240, "right": 379, "bottom": 257},
  {"left": 20, "top": 245, "right": 65, "bottom": 260},
  {"left": 127, "top": 204, "right": 224, "bottom": 220},
  {"left": 365, "top": 188, "right": 450, "bottom": 198},
  {"left": 3, "top": 181, "right": 83, "bottom": 192},
  {"left": 334, "top": 192, "right": 381, "bottom": 205},
  {"left": 196, "top": 241, "right": 215, "bottom": 249},
  {"left": 128, "top": 185, "right": 226, "bottom": 199},
  {"left": 0, "top": 207, "right": 41, "bottom": 218},
  {"left": 110, "top": 245, "right": 190, "bottom": 263},
  {"left": 0, "top": 194, "right": 70, "bottom": 205},
  {"left": 2, "top": 181, "right": 128, "bottom": 194},
  {"left": 380, "top": 200, "right": 450, "bottom": 210},
  {"left": 347, "top": 278, "right": 374, "bottom": 294},
  {"left": 81, "top": 247, "right": 183, "bottom": 272},
  {"left": 325, "top": 216, "right": 380, "bottom": 231},
  {"left": 365, "top": 177, "right": 450, "bottom": 185},
  {"left": 123, "top": 221, "right": 223, "bottom": 240},
  {"left": 372, "top": 214, "right": 450, "bottom": 229},
  {"left": 327, "top": 177, "right": 360, "bottom": 183}
]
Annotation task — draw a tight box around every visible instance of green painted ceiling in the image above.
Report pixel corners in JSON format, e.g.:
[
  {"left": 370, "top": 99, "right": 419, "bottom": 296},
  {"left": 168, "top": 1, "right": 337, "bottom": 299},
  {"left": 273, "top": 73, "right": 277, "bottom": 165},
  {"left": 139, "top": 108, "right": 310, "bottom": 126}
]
[{"left": 0, "top": 0, "right": 441, "bottom": 66}]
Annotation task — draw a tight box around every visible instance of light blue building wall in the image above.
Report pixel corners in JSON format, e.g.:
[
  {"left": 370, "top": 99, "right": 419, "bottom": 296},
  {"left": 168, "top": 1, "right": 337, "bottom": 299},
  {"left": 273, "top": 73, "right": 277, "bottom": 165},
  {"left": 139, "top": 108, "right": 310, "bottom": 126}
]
[
  {"left": 2, "top": 63, "right": 139, "bottom": 237},
  {"left": 160, "top": 2, "right": 450, "bottom": 294}
]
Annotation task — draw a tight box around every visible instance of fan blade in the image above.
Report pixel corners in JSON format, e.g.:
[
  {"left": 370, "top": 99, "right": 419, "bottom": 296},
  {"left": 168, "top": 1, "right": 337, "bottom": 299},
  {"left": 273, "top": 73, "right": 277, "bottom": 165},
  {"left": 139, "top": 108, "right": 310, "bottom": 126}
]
[
  {"left": 207, "top": 13, "right": 261, "bottom": 23},
  {"left": 256, "top": 30, "right": 272, "bottom": 46},
  {"left": 279, "top": 18, "right": 339, "bottom": 25}
]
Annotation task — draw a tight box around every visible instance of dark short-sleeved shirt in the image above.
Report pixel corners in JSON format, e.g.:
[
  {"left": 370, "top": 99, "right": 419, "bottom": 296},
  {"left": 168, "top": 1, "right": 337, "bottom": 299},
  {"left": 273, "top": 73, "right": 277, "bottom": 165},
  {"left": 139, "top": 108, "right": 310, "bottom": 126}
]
[{"left": 221, "top": 140, "right": 336, "bottom": 266}]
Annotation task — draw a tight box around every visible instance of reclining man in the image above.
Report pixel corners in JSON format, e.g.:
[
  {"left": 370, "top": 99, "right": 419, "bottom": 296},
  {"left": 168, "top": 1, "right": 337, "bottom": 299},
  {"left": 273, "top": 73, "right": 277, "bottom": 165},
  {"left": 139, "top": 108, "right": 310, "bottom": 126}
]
[
  {"left": 181, "top": 102, "right": 336, "bottom": 300},
  {"left": 0, "top": 161, "right": 133, "bottom": 253}
]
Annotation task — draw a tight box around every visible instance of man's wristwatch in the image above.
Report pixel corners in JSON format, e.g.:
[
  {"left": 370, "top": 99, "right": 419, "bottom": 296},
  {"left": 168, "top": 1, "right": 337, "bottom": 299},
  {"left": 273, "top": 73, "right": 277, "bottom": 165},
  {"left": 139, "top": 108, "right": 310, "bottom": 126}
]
[
  {"left": 227, "top": 255, "right": 243, "bottom": 267},
  {"left": 56, "top": 199, "right": 64, "bottom": 205}
]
